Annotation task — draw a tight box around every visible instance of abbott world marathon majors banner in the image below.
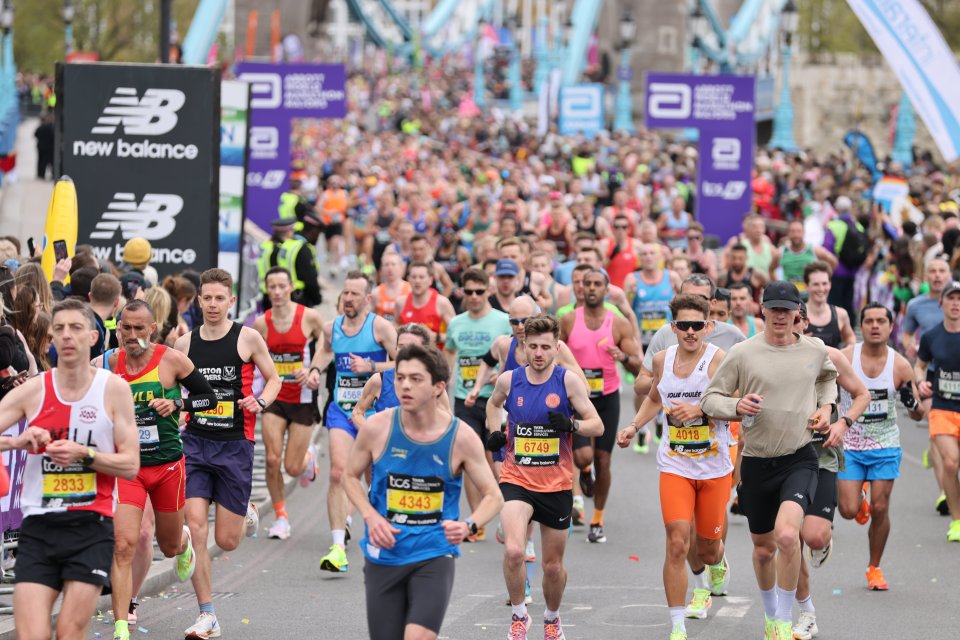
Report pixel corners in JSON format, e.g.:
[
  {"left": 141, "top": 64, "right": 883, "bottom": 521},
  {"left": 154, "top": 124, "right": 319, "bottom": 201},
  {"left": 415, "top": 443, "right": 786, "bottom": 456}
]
[{"left": 55, "top": 63, "right": 221, "bottom": 277}]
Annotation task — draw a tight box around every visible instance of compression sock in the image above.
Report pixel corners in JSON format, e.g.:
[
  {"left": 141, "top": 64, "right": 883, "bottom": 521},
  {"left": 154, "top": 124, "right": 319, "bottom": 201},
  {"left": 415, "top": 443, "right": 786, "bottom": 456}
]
[
  {"left": 797, "top": 594, "right": 815, "bottom": 613},
  {"left": 274, "top": 501, "right": 288, "bottom": 520},
  {"left": 591, "top": 509, "right": 605, "bottom": 526},
  {"left": 775, "top": 586, "right": 796, "bottom": 622},
  {"left": 760, "top": 587, "right": 777, "bottom": 618}
]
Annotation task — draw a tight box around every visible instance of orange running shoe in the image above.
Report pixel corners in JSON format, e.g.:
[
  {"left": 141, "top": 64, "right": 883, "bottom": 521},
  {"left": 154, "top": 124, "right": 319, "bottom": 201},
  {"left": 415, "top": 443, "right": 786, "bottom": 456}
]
[
  {"left": 866, "top": 565, "right": 889, "bottom": 591},
  {"left": 854, "top": 482, "right": 871, "bottom": 525}
]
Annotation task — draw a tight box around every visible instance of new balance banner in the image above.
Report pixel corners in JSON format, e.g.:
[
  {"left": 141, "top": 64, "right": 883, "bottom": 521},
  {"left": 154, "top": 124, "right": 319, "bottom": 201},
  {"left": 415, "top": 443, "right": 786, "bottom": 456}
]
[
  {"left": 847, "top": 0, "right": 960, "bottom": 162},
  {"left": 645, "top": 73, "right": 755, "bottom": 242},
  {"left": 234, "top": 62, "right": 347, "bottom": 230},
  {"left": 55, "top": 63, "right": 220, "bottom": 277}
]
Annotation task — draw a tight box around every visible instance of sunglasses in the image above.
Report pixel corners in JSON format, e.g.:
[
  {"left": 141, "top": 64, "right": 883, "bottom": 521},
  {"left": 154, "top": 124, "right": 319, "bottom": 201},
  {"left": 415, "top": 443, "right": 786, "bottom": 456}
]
[
  {"left": 673, "top": 320, "right": 707, "bottom": 332},
  {"left": 463, "top": 288, "right": 487, "bottom": 297},
  {"left": 509, "top": 317, "right": 529, "bottom": 326}
]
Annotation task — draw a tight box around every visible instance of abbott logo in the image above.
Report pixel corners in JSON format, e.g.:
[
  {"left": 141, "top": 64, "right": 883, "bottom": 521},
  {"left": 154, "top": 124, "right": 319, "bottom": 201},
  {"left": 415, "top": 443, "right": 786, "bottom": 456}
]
[
  {"left": 249, "top": 126, "right": 279, "bottom": 160},
  {"left": 90, "top": 193, "right": 183, "bottom": 240},
  {"left": 711, "top": 137, "right": 741, "bottom": 170},
  {"left": 560, "top": 87, "right": 602, "bottom": 120},
  {"left": 92, "top": 88, "right": 186, "bottom": 136},
  {"left": 239, "top": 72, "right": 282, "bottom": 109},
  {"left": 648, "top": 82, "right": 692, "bottom": 120}
]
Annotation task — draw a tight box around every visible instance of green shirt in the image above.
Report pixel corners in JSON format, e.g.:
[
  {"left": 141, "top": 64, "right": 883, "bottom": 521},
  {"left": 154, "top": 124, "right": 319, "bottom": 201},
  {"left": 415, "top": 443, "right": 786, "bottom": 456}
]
[
  {"left": 556, "top": 301, "right": 624, "bottom": 319},
  {"left": 125, "top": 356, "right": 183, "bottom": 466},
  {"left": 445, "top": 309, "right": 511, "bottom": 399}
]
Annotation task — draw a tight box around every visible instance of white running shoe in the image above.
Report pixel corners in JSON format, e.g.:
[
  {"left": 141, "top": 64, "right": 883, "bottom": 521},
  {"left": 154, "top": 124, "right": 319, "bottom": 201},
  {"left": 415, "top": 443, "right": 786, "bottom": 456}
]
[
  {"left": 524, "top": 539, "right": 536, "bottom": 563},
  {"left": 245, "top": 502, "right": 259, "bottom": 538},
  {"left": 268, "top": 516, "right": 291, "bottom": 540},
  {"left": 793, "top": 610, "right": 819, "bottom": 639},
  {"left": 299, "top": 444, "right": 318, "bottom": 488},
  {"left": 808, "top": 540, "right": 832, "bottom": 568},
  {"left": 184, "top": 612, "right": 221, "bottom": 639}
]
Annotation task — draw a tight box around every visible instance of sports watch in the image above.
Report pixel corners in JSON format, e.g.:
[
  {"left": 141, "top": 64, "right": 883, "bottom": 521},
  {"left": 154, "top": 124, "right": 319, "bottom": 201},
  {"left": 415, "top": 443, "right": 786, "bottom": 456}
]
[
  {"left": 256, "top": 398, "right": 268, "bottom": 410},
  {"left": 173, "top": 399, "right": 184, "bottom": 410},
  {"left": 464, "top": 518, "right": 479, "bottom": 536}
]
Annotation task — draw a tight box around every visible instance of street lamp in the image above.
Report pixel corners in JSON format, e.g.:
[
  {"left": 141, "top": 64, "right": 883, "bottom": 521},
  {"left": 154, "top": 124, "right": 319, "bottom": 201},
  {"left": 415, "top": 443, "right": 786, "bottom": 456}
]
[
  {"left": 769, "top": 0, "right": 799, "bottom": 151},
  {"left": 688, "top": 2, "right": 706, "bottom": 74},
  {"left": 1, "top": 1, "right": 13, "bottom": 36},
  {"left": 613, "top": 9, "right": 636, "bottom": 132},
  {"left": 64, "top": 0, "right": 75, "bottom": 57}
]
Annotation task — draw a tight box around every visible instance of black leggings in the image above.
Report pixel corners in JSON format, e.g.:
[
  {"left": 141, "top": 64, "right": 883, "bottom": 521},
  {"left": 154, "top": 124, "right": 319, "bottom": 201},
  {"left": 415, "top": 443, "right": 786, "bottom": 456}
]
[{"left": 364, "top": 555, "right": 456, "bottom": 639}]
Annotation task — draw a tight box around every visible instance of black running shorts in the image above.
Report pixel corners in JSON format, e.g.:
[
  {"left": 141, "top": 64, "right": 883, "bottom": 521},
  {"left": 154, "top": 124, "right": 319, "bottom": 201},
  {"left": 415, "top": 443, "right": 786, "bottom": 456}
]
[
  {"left": 590, "top": 390, "right": 620, "bottom": 454},
  {"left": 500, "top": 482, "right": 573, "bottom": 530},
  {"left": 806, "top": 468, "right": 838, "bottom": 522},
  {"left": 454, "top": 397, "right": 488, "bottom": 442},
  {"left": 264, "top": 399, "right": 320, "bottom": 427},
  {"left": 16, "top": 511, "right": 114, "bottom": 591},
  {"left": 363, "top": 555, "right": 455, "bottom": 640},
  {"left": 737, "top": 444, "right": 819, "bottom": 535}
]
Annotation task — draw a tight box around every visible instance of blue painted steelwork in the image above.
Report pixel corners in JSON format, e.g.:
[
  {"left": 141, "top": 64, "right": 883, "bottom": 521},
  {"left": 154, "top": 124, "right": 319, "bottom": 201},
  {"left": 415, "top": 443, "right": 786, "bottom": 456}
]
[
  {"left": 561, "top": 0, "right": 603, "bottom": 86},
  {"left": 0, "top": 31, "right": 19, "bottom": 186},
  {"left": 182, "top": 0, "right": 227, "bottom": 65},
  {"left": 892, "top": 93, "right": 915, "bottom": 170}
]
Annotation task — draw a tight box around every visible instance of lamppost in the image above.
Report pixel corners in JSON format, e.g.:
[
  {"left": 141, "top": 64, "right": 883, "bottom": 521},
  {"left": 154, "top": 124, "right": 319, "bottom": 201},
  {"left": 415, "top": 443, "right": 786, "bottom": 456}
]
[
  {"left": 613, "top": 9, "right": 636, "bottom": 133},
  {"left": 769, "top": 0, "right": 798, "bottom": 151},
  {"left": 63, "top": 0, "right": 75, "bottom": 57},
  {"left": 688, "top": 2, "right": 706, "bottom": 75},
  {"left": 507, "top": 15, "right": 523, "bottom": 112},
  {"left": 0, "top": 1, "right": 12, "bottom": 36}
]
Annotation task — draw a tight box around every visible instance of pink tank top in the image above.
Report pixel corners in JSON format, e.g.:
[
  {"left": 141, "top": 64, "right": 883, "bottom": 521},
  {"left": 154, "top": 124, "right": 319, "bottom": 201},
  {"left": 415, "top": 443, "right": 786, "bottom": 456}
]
[{"left": 566, "top": 306, "right": 619, "bottom": 397}]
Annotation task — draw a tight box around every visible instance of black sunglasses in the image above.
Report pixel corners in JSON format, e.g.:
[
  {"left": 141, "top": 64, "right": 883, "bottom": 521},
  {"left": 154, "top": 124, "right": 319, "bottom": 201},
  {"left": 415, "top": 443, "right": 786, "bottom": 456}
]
[
  {"left": 674, "top": 320, "right": 706, "bottom": 332},
  {"left": 463, "top": 288, "right": 487, "bottom": 297},
  {"left": 509, "top": 317, "right": 529, "bottom": 326}
]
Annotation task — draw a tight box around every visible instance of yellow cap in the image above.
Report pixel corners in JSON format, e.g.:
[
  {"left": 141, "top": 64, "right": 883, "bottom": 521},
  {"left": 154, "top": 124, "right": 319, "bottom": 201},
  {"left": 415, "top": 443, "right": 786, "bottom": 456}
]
[{"left": 123, "top": 237, "right": 152, "bottom": 266}]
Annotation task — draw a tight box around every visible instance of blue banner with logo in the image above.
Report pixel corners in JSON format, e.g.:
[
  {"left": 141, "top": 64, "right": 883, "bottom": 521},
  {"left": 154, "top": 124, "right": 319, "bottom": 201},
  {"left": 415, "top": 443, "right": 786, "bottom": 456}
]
[
  {"left": 645, "top": 73, "right": 755, "bottom": 242},
  {"left": 558, "top": 84, "right": 605, "bottom": 138}
]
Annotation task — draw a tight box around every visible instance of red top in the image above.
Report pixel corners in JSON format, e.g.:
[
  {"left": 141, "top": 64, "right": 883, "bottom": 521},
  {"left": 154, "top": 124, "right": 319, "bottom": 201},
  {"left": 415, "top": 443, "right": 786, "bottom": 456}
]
[
  {"left": 266, "top": 305, "right": 311, "bottom": 404},
  {"left": 607, "top": 242, "right": 639, "bottom": 289},
  {"left": 400, "top": 288, "right": 445, "bottom": 349}
]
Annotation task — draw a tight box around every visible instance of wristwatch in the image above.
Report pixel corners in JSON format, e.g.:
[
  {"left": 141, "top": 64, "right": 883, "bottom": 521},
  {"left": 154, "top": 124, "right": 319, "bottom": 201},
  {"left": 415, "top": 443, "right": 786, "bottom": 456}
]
[
  {"left": 464, "top": 518, "right": 479, "bottom": 536},
  {"left": 256, "top": 398, "right": 268, "bottom": 410},
  {"left": 173, "top": 398, "right": 184, "bottom": 410},
  {"left": 81, "top": 447, "right": 96, "bottom": 467},
  {"left": 840, "top": 416, "right": 854, "bottom": 428}
]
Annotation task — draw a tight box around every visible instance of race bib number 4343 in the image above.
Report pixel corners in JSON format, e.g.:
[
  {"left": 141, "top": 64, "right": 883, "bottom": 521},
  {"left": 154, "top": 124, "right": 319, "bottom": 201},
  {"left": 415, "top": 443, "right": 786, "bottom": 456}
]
[{"left": 385, "top": 473, "right": 444, "bottom": 526}]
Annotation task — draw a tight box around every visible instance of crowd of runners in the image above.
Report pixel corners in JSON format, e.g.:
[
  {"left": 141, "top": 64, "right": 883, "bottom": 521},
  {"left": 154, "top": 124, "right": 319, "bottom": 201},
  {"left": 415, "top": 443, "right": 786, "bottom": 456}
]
[{"left": 0, "top": 63, "right": 958, "bottom": 640}]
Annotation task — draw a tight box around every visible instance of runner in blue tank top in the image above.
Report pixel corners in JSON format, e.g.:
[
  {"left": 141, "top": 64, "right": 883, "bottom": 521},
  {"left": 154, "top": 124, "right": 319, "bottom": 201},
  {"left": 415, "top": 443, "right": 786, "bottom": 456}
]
[
  {"left": 317, "top": 272, "right": 398, "bottom": 574},
  {"left": 344, "top": 344, "right": 502, "bottom": 640}
]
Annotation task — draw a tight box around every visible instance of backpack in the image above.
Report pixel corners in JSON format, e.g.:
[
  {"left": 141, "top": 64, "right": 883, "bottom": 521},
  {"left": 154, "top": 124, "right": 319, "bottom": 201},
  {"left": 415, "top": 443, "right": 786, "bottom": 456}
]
[{"left": 837, "top": 219, "right": 868, "bottom": 269}]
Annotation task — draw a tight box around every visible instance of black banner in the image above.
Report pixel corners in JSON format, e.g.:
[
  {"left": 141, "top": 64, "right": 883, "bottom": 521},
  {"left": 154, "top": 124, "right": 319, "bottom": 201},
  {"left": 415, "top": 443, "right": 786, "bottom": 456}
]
[{"left": 55, "top": 63, "right": 220, "bottom": 278}]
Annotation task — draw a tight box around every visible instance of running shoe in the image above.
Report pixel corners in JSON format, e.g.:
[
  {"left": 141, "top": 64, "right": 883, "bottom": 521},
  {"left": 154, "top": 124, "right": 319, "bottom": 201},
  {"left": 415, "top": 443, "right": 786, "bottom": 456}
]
[
  {"left": 572, "top": 499, "right": 585, "bottom": 526},
  {"left": 632, "top": 430, "right": 649, "bottom": 454},
  {"left": 937, "top": 493, "right": 950, "bottom": 516},
  {"left": 763, "top": 614, "right": 774, "bottom": 640},
  {"left": 947, "top": 519, "right": 960, "bottom": 542},
  {"left": 176, "top": 525, "right": 196, "bottom": 582},
  {"left": 587, "top": 524, "right": 606, "bottom": 543},
  {"left": 525, "top": 539, "right": 536, "bottom": 563},
  {"left": 684, "top": 588, "right": 712, "bottom": 619},
  {"left": 770, "top": 619, "right": 793, "bottom": 640},
  {"left": 184, "top": 612, "right": 221, "bottom": 639},
  {"left": 128, "top": 601, "right": 138, "bottom": 625},
  {"left": 866, "top": 565, "right": 889, "bottom": 591},
  {"left": 669, "top": 628, "right": 687, "bottom": 640},
  {"left": 792, "top": 610, "right": 819, "bottom": 639},
  {"left": 854, "top": 482, "right": 870, "bottom": 524},
  {"left": 923, "top": 448, "right": 931, "bottom": 468},
  {"left": 244, "top": 502, "right": 259, "bottom": 538},
  {"left": 808, "top": 540, "right": 832, "bottom": 568},
  {"left": 708, "top": 555, "right": 730, "bottom": 596},
  {"left": 525, "top": 577, "right": 532, "bottom": 605},
  {"left": 496, "top": 523, "right": 505, "bottom": 544},
  {"left": 345, "top": 518, "right": 352, "bottom": 547},
  {"left": 578, "top": 466, "right": 595, "bottom": 498},
  {"left": 544, "top": 615, "right": 565, "bottom": 639},
  {"left": 729, "top": 496, "right": 744, "bottom": 516},
  {"left": 268, "top": 516, "right": 291, "bottom": 540},
  {"left": 466, "top": 526, "right": 486, "bottom": 542},
  {"left": 114, "top": 622, "right": 130, "bottom": 640},
  {"left": 299, "top": 444, "right": 318, "bottom": 488},
  {"left": 507, "top": 613, "right": 531, "bottom": 640},
  {"left": 319, "top": 544, "right": 349, "bottom": 573}
]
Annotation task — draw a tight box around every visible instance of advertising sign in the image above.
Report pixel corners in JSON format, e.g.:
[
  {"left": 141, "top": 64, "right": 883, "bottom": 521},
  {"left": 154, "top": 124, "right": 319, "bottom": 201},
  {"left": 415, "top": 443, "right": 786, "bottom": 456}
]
[
  {"left": 234, "top": 63, "right": 347, "bottom": 231},
  {"left": 558, "top": 84, "right": 605, "bottom": 138},
  {"left": 219, "top": 80, "right": 250, "bottom": 298},
  {"left": 0, "top": 419, "right": 27, "bottom": 533},
  {"left": 645, "top": 73, "right": 755, "bottom": 241},
  {"left": 55, "top": 63, "right": 220, "bottom": 277}
]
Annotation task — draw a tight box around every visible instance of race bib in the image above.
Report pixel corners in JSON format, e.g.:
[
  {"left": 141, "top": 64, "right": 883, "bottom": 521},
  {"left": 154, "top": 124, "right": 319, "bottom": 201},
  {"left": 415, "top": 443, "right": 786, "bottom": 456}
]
[
  {"left": 640, "top": 310, "right": 668, "bottom": 334},
  {"left": 385, "top": 473, "right": 444, "bottom": 525},
  {"left": 583, "top": 368, "right": 604, "bottom": 398},
  {"left": 272, "top": 355, "right": 304, "bottom": 380},
  {"left": 459, "top": 355, "right": 482, "bottom": 390},
  {"left": 336, "top": 376, "right": 366, "bottom": 411},
  {"left": 196, "top": 401, "right": 235, "bottom": 420},
  {"left": 666, "top": 413, "right": 711, "bottom": 455},
  {"left": 861, "top": 388, "right": 889, "bottom": 425},
  {"left": 41, "top": 456, "right": 95, "bottom": 508},
  {"left": 514, "top": 422, "right": 561, "bottom": 466},
  {"left": 938, "top": 370, "right": 960, "bottom": 401},
  {"left": 135, "top": 410, "right": 160, "bottom": 446}
]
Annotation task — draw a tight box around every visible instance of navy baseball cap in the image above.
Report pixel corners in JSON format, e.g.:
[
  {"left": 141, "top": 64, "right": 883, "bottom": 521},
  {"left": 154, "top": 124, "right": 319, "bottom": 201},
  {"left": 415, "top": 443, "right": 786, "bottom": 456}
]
[
  {"left": 762, "top": 281, "right": 801, "bottom": 310},
  {"left": 495, "top": 259, "right": 519, "bottom": 277}
]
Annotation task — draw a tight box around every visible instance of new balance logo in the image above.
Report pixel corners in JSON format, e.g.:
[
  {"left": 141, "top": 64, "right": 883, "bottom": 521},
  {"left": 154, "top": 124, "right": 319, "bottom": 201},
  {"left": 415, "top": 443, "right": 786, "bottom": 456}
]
[
  {"left": 90, "top": 193, "right": 183, "bottom": 240},
  {"left": 92, "top": 88, "right": 185, "bottom": 136}
]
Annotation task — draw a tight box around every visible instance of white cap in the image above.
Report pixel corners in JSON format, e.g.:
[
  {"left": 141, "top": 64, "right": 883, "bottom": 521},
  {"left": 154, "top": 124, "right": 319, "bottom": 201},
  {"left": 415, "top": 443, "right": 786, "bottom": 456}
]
[{"left": 834, "top": 195, "right": 852, "bottom": 211}]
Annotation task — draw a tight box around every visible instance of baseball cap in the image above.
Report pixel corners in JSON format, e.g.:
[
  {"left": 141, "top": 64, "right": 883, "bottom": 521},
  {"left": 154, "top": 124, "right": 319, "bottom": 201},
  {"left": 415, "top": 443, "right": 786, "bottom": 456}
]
[
  {"left": 123, "top": 238, "right": 152, "bottom": 267},
  {"left": 762, "top": 281, "right": 801, "bottom": 310},
  {"left": 271, "top": 217, "right": 296, "bottom": 229},
  {"left": 940, "top": 281, "right": 960, "bottom": 301},
  {"left": 834, "top": 195, "right": 852, "bottom": 211},
  {"left": 495, "top": 259, "right": 519, "bottom": 277}
]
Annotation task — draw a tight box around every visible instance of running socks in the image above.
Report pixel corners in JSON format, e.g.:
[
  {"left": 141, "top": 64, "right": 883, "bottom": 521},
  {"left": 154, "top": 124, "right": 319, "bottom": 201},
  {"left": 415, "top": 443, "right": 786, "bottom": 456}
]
[
  {"left": 692, "top": 567, "right": 708, "bottom": 590},
  {"left": 274, "top": 501, "right": 288, "bottom": 520},
  {"left": 544, "top": 608, "right": 559, "bottom": 621},
  {"left": 669, "top": 606, "right": 685, "bottom": 630},
  {"left": 199, "top": 602, "right": 215, "bottom": 616},
  {"left": 591, "top": 509, "right": 604, "bottom": 526},
  {"left": 332, "top": 529, "right": 346, "bottom": 547},
  {"left": 760, "top": 587, "right": 777, "bottom": 618},
  {"left": 512, "top": 602, "right": 528, "bottom": 619},
  {"left": 797, "top": 595, "right": 815, "bottom": 613},
  {"left": 774, "top": 587, "right": 796, "bottom": 622}
]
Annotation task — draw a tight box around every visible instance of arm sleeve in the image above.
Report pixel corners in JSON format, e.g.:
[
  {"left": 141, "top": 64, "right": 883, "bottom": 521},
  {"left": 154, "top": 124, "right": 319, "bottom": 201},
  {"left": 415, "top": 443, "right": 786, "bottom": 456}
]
[
  {"left": 700, "top": 349, "right": 743, "bottom": 421},
  {"left": 814, "top": 351, "right": 839, "bottom": 406},
  {"left": 482, "top": 349, "right": 498, "bottom": 367},
  {"left": 179, "top": 368, "right": 218, "bottom": 412}
]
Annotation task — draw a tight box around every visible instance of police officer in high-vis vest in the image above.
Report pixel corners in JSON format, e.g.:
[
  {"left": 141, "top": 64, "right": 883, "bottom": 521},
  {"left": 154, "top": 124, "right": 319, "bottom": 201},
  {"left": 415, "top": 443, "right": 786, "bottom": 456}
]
[
  {"left": 257, "top": 218, "right": 322, "bottom": 311},
  {"left": 278, "top": 179, "right": 322, "bottom": 245}
]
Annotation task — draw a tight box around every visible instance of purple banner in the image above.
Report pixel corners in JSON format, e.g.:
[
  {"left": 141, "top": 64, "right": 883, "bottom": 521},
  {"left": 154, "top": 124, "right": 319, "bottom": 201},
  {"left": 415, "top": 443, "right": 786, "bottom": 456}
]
[
  {"left": 234, "top": 63, "right": 347, "bottom": 231},
  {"left": 0, "top": 419, "right": 28, "bottom": 532},
  {"left": 645, "top": 74, "right": 755, "bottom": 242}
]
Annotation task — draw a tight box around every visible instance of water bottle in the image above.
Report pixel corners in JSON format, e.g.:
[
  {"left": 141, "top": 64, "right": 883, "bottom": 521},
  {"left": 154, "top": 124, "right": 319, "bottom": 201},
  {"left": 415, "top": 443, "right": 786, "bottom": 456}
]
[{"left": 742, "top": 397, "right": 761, "bottom": 429}]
